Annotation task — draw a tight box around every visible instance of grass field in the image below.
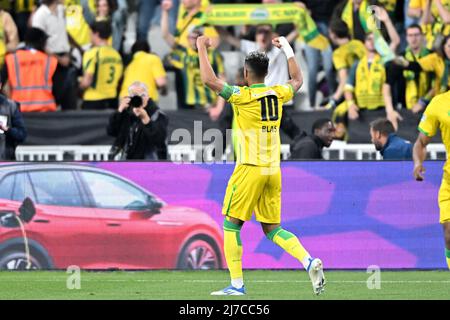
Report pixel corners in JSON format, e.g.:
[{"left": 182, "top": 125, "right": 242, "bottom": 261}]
[{"left": 0, "top": 270, "right": 449, "bottom": 300}]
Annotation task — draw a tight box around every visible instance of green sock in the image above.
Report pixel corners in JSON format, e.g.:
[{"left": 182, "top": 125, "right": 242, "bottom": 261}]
[{"left": 267, "top": 226, "right": 311, "bottom": 270}]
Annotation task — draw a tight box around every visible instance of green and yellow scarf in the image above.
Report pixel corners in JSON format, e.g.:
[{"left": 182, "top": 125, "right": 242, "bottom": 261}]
[
  {"left": 355, "top": 54, "right": 386, "bottom": 109},
  {"left": 341, "top": 0, "right": 395, "bottom": 63},
  {"left": 404, "top": 47, "right": 433, "bottom": 109},
  {"left": 203, "top": 3, "right": 329, "bottom": 51}
]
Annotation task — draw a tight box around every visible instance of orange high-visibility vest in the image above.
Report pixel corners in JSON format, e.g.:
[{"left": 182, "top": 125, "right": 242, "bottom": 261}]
[{"left": 5, "top": 49, "right": 58, "bottom": 112}]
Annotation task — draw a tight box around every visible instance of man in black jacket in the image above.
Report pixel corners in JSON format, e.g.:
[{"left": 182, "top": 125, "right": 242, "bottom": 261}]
[
  {"left": 0, "top": 94, "right": 27, "bottom": 160},
  {"left": 107, "top": 82, "right": 168, "bottom": 160},
  {"left": 290, "top": 118, "right": 335, "bottom": 160}
]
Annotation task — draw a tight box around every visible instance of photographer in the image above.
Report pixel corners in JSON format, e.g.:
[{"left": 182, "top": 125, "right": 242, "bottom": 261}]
[
  {"left": 0, "top": 93, "right": 27, "bottom": 160},
  {"left": 107, "top": 82, "right": 168, "bottom": 160}
]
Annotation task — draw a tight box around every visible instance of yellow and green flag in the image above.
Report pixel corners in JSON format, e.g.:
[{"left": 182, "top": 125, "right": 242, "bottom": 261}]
[{"left": 203, "top": 3, "right": 330, "bottom": 51}]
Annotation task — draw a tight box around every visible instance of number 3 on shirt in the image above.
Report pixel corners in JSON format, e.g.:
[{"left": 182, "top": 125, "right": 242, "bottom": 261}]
[
  {"left": 258, "top": 95, "right": 279, "bottom": 121},
  {"left": 106, "top": 65, "right": 115, "bottom": 84}
]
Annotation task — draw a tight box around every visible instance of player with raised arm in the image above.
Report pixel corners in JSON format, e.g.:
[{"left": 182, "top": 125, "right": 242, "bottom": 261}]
[
  {"left": 413, "top": 91, "right": 450, "bottom": 269},
  {"left": 197, "top": 35, "right": 326, "bottom": 296}
]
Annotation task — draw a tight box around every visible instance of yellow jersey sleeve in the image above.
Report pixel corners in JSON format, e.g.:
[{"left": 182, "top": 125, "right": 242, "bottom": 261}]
[
  {"left": 83, "top": 48, "right": 97, "bottom": 75},
  {"left": 332, "top": 48, "right": 347, "bottom": 70},
  {"left": 418, "top": 98, "right": 439, "bottom": 137},
  {"left": 149, "top": 54, "right": 166, "bottom": 79},
  {"left": 418, "top": 52, "right": 439, "bottom": 72},
  {"left": 219, "top": 83, "right": 243, "bottom": 104},
  {"left": 273, "top": 84, "right": 295, "bottom": 103}
]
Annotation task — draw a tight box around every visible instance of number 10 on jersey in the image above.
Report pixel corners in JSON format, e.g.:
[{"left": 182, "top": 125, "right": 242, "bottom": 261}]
[{"left": 259, "top": 95, "right": 279, "bottom": 121}]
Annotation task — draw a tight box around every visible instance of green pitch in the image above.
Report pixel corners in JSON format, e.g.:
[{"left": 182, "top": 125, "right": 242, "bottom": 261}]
[{"left": 0, "top": 270, "right": 448, "bottom": 300}]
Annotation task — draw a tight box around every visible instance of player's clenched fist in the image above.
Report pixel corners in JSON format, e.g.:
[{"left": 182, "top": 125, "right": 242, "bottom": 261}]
[
  {"left": 413, "top": 164, "right": 426, "bottom": 181},
  {"left": 197, "top": 36, "right": 212, "bottom": 49}
]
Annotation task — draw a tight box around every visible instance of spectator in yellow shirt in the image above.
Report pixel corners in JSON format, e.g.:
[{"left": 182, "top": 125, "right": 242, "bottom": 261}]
[
  {"left": 120, "top": 41, "right": 167, "bottom": 103},
  {"left": 170, "top": 0, "right": 219, "bottom": 49},
  {"left": 162, "top": 0, "right": 224, "bottom": 112},
  {"left": 334, "top": 33, "right": 403, "bottom": 140},
  {"left": 396, "top": 34, "right": 450, "bottom": 97},
  {"left": 79, "top": 20, "right": 123, "bottom": 110},
  {"left": 323, "top": 19, "right": 366, "bottom": 110},
  {"left": 408, "top": 0, "right": 450, "bottom": 49}
]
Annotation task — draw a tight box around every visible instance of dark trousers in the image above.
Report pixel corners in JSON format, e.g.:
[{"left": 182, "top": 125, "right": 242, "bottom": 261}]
[{"left": 53, "top": 64, "right": 78, "bottom": 111}]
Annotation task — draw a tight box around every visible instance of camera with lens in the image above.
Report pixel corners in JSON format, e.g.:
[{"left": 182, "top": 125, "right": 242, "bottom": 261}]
[{"left": 129, "top": 95, "right": 143, "bottom": 109}]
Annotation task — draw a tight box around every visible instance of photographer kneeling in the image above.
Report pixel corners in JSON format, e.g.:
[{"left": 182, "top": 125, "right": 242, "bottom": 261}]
[{"left": 107, "top": 82, "right": 169, "bottom": 160}]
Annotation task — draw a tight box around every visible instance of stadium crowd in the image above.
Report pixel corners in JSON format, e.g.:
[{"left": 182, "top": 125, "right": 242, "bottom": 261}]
[{"left": 0, "top": 0, "right": 448, "bottom": 160}]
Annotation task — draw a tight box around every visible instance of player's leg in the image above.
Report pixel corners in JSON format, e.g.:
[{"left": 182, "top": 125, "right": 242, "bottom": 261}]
[
  {"left": 211, "top": 216, "right": 246, "bottom": 296},
  {"left": 261, "top": 222, "right": 313, "bottom": 270},
  {"left": 256, "top": 167, "right": 325, "bottom": 295},
  {"left": 211, "top": 165, "right": 260, "bottom": 295},
  {"left": 222, "top": 216, "right": 245, "bottom": 289}
]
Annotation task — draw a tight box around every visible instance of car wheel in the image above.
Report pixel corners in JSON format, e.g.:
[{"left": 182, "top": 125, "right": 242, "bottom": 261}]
[
  {"left": 178, "top": 238, "right": 220, "bottom": 270},
  {"left": 0, "top": 251, "right": 43, "bottom": 270}
]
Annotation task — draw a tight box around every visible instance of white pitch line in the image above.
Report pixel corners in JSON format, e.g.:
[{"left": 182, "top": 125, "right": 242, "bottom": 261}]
[{"left": 0, "top": 279, "right": 449, "bottom": 284}]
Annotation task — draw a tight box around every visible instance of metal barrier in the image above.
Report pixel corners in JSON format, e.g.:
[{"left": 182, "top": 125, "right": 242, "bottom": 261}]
[{"left": 15, "top": 143, "right": 447, "bottom": 162}]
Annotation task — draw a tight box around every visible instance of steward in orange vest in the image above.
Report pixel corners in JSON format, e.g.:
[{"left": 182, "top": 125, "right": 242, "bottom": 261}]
[{"left": 3, "top": 28, "right": 57, "bottom": 112}]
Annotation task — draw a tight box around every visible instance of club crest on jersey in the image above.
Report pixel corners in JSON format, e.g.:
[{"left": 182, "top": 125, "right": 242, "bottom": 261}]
[{"left": 232, "top": 86, "right": 241, "bottom": 95}]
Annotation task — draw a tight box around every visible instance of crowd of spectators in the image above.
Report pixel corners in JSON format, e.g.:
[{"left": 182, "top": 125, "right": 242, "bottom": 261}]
[{"left": 0, "top": 0, "right": 448, "bottom": 160}]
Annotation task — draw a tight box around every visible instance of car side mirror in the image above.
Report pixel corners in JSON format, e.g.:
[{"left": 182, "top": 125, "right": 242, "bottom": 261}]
[{"left": 147, "top": 196, "right": 163, "bottom": 215}]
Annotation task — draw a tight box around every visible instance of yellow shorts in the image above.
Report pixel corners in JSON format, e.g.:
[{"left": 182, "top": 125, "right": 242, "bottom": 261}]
[
  {"left": 438, "top": 178, "right": 450, "bottom": 224},
  {"left": 222, "top": 164, "right": 281, "bottom": 224}
]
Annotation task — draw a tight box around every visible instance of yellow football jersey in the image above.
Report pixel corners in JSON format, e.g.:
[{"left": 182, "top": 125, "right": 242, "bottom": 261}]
[
  {"left": 332, "top": 39, "right": 366, "bottom": 71},
  {"left": 220, "top": 83, "right": 294, "bottom": 167},
  {"left": 83, "top": 45, "right": 123, "bottom": 101},
  {"left": 120, "top": 52, "right": 166, "bottom": 101},
  {"left": 65, "top": 3, "right": 91, "bottom": 48},
  {"left": 418, "top": 91, "right": 450, "bottom": 179},
  {"left": 418, "top": 53, "right": 450, "bottom": 94},
  {"left": 409, "top": 0, "right": 450, "bottom": 49}
]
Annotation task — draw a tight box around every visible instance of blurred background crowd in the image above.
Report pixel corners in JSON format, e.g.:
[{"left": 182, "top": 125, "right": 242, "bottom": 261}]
[{"left": 0, "top": 0, "right": 448, "bottom": 161}]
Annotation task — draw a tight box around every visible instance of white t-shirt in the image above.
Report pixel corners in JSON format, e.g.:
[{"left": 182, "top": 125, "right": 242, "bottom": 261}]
[
  {"left": 32, "top": 4, "right": 70, "bottom": 54},
  {"left": 240, "top": 39, "right": 290, "bottom": 87}
]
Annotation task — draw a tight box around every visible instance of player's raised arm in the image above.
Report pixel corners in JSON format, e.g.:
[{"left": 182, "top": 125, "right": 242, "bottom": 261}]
[
  {"left": 197, "top": 36, "right": 226, "bottom": 93},
  {"left": 272, "top": 37, "right": 303, "bottom": 92},
  {"left": 413, "top": 133, "right": 431, "bottom": 181}
]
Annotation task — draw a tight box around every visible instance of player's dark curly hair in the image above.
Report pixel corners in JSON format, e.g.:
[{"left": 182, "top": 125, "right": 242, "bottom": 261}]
[{"left": 245, "top": 51, "right": 269, "bottom": 78}]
